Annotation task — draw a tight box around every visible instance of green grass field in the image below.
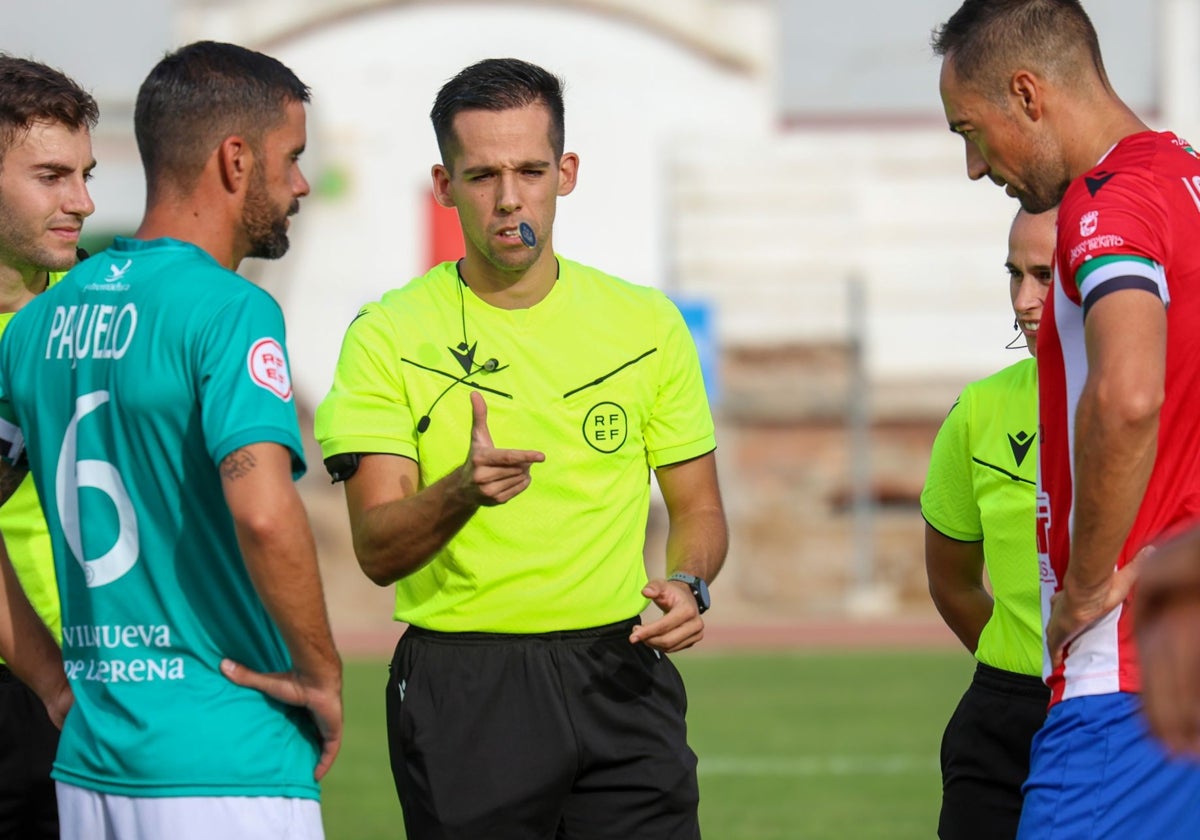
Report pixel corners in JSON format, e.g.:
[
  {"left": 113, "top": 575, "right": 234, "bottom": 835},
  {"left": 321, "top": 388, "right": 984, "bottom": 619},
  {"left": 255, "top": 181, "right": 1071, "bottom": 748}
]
[{"left": 321, "top": 649, "right": 973, "bottom": 839}]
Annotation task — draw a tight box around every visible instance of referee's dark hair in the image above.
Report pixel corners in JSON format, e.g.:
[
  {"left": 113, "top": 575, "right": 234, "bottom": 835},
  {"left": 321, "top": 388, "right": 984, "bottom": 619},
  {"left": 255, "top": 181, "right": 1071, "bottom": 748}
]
[
  {"left": 431, "top": 58, "right": 565, "bottom": 171},
  {"left": 134, "top": 41, "right": 310, "bottom": 198},
  {"left": 932, "top": 0, "right": 1111, "bottom": 103},
  {"left": 0, "top": 55, "right": 98, "bottom": 163}
]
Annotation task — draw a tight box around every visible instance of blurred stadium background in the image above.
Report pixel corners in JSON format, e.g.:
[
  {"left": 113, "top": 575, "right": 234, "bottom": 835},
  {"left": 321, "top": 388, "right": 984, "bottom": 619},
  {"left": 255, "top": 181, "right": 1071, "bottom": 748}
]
[{"left": 7, "top": 1, "right": 1195, "bottom": 836}]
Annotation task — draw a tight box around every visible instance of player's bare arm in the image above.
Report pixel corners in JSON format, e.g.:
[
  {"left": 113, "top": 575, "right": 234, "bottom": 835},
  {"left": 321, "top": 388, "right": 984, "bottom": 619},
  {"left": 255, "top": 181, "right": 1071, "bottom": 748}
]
[
  {"left": 217, "top": 442, "right": 344, "bottom": 781},
  {"left": 0, "top": 538, "right": 70, "bottom": 728},
  {"left": 0, "top": 459, "right": 67, "bottom": 723},
  {"left": 632, "top": 451, "right": 727, "bottom": 653},
  {"left": 345, "top": 391, "right": 545, "bottom": 586},
  {"left": 925, "top": 524, "right": 991, "bottom": 654},
  {"left": 218, "top": 447, "right": 257, "bottom": 481},
  {"left": 1047, "top": 287, "right": 1163, "bottom": 668}
]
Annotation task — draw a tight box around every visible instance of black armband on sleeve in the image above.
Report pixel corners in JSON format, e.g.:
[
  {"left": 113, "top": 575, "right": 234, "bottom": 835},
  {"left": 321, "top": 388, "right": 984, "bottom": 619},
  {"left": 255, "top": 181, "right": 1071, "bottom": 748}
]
[
  {"left": 324, "top": 453, "right": 363, "bottom": 484},
  {"left": 0, "top": 418, "right": 27, "bottom": 469}
]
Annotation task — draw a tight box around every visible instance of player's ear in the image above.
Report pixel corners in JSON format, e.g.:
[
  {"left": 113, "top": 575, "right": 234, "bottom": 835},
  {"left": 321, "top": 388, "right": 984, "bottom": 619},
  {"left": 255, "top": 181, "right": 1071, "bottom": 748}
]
[
  {"left": 217, "top": 135, "right": 252, "bottom": 195},
  {"left": 557, "top": 152, "right": 579, "bottom": 198},
  {"left": 1011, "top": 70, "right": 1044, "bottom": 122},
  {"left": 431, "top": 164, "right": 455, "bottom": 208}
]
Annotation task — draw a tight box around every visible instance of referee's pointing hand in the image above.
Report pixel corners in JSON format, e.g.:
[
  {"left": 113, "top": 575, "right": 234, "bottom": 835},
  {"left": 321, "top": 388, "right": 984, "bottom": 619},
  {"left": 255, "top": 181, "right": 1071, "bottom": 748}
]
[{"left": 460, "top": 391, "right": 545, "bottom": 506}]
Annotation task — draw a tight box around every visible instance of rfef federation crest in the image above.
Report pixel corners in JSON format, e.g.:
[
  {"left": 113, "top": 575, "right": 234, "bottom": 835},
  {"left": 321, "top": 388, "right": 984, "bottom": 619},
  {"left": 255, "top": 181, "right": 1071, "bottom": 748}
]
[
  {"left": 583, "top": 402, "right": 627, "bottom": 453},
  {"left": 248, "top": 338, "right": 293, "bottom": 401}
]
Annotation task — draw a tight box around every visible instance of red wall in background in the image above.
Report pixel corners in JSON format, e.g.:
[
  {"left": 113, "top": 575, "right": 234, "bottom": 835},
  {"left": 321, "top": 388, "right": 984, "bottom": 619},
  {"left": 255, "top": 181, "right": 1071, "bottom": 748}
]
[{"left": 425, "top": 191, "right": 464, "bottom": 270}]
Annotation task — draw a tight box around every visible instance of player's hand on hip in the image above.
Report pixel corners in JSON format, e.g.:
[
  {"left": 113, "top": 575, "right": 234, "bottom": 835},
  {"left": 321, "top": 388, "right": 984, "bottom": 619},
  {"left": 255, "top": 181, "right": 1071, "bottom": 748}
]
[
  {"left": 460, "top": 391, "right": 544, "bottom": 506},
  {"left": 41, "top": 679, "right": 73, "bottom": 730},
  {"left": 221, "top": 658, "right": 344, "bottom": 781},
  {"left": 1047, "top": 548, "right": 1148, "bottom": 671},
  {"left": 630, "top": 578, "right": 704, "bottom": 653}
]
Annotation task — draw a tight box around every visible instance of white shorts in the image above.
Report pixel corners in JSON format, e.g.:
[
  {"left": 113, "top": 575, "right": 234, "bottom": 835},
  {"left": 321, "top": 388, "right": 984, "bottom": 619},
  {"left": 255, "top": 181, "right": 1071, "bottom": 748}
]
[{"left": 56, "top": 781, "right": 325, "bottom": 840}]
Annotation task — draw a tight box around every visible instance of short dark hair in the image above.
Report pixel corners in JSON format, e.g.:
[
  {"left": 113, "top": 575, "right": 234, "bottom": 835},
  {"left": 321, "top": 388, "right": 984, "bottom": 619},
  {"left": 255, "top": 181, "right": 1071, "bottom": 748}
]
[
  {"left": 0, "top": 55, "right": 98, "bottom": 163},
  {"left": 134, "top": 41, "right": 310, "bottom": 195},
  {"left": 932, "top": 0, "right": 1109, "bottom": 98},
  {"left": 430, "top": 58, "right": 565, "bottom": 168}
]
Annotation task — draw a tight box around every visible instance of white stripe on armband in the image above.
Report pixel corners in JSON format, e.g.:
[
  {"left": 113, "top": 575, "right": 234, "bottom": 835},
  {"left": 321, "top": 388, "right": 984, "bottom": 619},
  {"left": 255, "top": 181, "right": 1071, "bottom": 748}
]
[
  {"left": 0, "top": 416, "right": 25, "bottom": 464},
  {"left": 1077, "top": 257, "right": 1167, "bottom": 310}
]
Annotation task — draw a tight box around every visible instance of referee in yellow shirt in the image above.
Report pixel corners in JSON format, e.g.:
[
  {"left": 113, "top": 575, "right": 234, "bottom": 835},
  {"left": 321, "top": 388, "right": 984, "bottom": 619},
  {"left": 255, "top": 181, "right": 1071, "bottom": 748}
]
[
  {"left": 922, "top": 208, "right": 1054, "bottom": 839},
  {"left": 316, "top": 58, "right": 727, "bottom": 839}
]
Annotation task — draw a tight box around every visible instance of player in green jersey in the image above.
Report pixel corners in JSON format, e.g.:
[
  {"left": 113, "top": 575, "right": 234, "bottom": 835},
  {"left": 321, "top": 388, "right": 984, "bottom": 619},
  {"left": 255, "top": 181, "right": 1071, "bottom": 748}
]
[
  {"left": 0, "top": 42, "right": 340, "bottom": 839},
  {"left": 0, "top": 54, "right": 96, "bottom": 839}
]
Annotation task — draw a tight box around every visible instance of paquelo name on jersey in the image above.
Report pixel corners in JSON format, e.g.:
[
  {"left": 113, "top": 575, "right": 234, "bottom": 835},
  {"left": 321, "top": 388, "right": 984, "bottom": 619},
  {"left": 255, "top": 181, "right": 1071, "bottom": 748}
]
[{"left": 44, "top": 303, "right": 139, "bottom": 361}]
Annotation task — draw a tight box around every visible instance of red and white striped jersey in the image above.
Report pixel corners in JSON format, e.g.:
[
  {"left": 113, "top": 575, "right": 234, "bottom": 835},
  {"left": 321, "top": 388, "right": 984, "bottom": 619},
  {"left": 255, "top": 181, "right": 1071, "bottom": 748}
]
[{"left": 1038, "top": 131, "right": 1200, "bottom": 705}]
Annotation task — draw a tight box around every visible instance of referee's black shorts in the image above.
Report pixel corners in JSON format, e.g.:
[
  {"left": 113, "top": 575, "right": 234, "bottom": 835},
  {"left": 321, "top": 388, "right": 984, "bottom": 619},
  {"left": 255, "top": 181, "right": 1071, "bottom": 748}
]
[
  {"left": 938, "top": 661, "right": 1049, "bottom": 840},
  {"left": 386, "top": 617, "right": 700, "bottom": 840},
  {"left": 0, "top": 665, "right": 59, "bottom": 839}
]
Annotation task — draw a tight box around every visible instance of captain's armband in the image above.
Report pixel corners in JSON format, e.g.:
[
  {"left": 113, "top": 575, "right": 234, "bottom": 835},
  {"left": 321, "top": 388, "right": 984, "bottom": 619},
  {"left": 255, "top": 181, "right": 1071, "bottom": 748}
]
[{"left": 0, "top": 416, "right": 27, "bottom": 469}]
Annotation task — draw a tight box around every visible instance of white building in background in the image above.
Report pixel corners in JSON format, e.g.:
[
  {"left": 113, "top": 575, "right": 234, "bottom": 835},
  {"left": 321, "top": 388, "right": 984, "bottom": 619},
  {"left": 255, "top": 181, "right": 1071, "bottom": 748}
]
[{"left": 7, "top": 0, "right": 1198, "bottom": 410}]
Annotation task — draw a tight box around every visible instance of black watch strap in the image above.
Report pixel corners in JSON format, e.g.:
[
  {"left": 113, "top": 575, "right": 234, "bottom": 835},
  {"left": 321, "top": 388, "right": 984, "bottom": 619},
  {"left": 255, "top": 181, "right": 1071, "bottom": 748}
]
[{"left": 667, "top": 572, "right": 711, "bottom": 614}]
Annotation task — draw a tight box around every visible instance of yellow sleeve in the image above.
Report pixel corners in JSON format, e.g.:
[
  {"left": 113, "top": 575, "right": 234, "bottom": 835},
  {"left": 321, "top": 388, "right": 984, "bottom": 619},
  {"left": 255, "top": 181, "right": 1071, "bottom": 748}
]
[
  {"left": 644, "top": 292, "right": 716, "bottom": 468},
  {"left": 920, "top": 386, "right": 983, "bottom": 542},
  {"left": 314, "top": 303, "right": 418, "bottom": 462}
]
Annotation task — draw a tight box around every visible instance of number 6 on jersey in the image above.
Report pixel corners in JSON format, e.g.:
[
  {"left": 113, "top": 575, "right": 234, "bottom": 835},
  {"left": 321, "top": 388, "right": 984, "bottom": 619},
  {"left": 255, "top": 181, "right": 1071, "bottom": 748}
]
[{"left": 56, "top": 390, "right": 140, "bottom": 587}]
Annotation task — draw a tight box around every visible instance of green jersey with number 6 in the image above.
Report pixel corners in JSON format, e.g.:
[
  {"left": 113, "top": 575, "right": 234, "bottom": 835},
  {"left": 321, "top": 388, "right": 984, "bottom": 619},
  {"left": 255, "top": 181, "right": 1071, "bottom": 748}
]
[{"left": 0, "top": 237, "right": 319, "bottom": 799}]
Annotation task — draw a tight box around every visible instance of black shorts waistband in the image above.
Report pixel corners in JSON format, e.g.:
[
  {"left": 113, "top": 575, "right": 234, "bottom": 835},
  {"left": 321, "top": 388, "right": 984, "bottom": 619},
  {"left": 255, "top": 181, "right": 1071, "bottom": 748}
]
[
  {"left": 0, "top": 664, "right": 12, "bottom": 683},
  {"left": 402, "top": 617, "right": 640, "bottom": 645},
  {"left": 973, "top": 660, "right": 1049, "bottom": 700}
]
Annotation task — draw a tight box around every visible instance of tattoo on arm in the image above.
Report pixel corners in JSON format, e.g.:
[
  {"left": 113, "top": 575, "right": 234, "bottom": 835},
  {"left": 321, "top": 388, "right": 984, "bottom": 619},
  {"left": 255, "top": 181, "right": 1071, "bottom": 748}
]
[{"left": 220, "top": 448, "right": 257, "bottom": 482}]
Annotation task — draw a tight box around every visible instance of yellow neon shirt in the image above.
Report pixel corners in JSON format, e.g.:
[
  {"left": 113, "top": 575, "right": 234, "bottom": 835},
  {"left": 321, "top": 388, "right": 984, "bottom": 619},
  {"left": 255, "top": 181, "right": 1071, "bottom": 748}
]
[
  {"left": 0, "top": 272, "right": 63, "bottom": 655},
  {"left": 316, "top": 258, "right": 716, "bottom": 632},
  {"left": 921, "top": 357, "right": 1041, "bottom": 676}
]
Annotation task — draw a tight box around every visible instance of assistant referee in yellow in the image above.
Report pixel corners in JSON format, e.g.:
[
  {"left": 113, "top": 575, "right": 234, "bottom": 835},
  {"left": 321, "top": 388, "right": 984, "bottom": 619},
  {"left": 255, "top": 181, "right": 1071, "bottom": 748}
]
[
  {"left": 316, "top": 58, "right": 727, "bottom": 840},
  {"left": 921, "top": 208, "right": 1056, "bottom": 839}
]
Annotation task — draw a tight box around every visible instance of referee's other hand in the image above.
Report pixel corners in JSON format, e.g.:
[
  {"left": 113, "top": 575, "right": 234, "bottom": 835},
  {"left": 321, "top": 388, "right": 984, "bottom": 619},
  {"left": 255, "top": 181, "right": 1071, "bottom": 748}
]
[
  {"left": 459, "top": 391, "right": 545, "bottom": 507},
  {"left": 630, "top": 579, "right": 704, "bottom": 654}
]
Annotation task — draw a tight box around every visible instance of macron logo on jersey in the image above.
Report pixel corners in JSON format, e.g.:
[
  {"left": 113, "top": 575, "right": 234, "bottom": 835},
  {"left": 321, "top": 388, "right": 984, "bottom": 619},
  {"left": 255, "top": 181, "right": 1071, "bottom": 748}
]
[
  {"left": 1084, "top": 171, "right": 1117, "bottom": 197},
  {"left": 1008, "top": 430, "right": 1035, "bottom": 467},
  {"left": 247, "top": 338, "right": 292, "bottom": 401}
]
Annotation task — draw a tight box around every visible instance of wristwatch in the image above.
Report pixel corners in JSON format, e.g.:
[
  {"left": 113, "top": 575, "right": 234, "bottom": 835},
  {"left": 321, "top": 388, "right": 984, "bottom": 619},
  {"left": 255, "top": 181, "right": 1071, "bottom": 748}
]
[{"left": 668, "top": 572, "right": 711, "bottom": 614}]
